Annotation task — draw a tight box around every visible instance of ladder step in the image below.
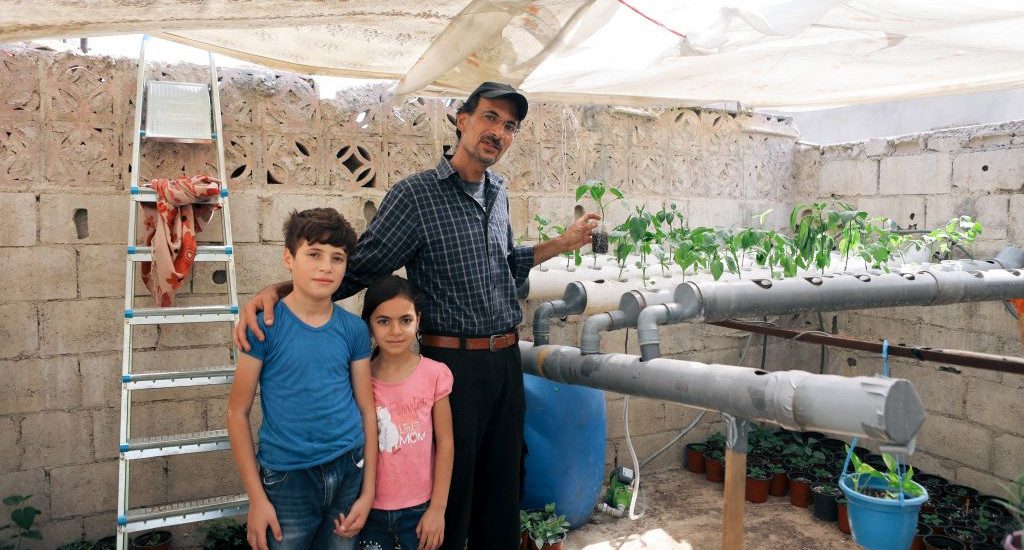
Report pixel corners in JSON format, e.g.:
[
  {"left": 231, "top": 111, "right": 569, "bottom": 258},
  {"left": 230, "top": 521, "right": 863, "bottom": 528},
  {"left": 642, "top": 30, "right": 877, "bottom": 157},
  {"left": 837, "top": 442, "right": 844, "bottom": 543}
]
[
  {"left": 120, "top": 493, "right": 248, "bottom": 533},
  {"left": 121, "top": 429, "right": 229, "bottom": 459},
  {"left": 130, "top": 187, "right": 226, "bottom": 204},
  {"left": 128, "top": 245, "right": 233, "bottom": 262},
  {"left": 144, "top": 81, "right": 214, "bottom": 143},
  {"left": 125, "top": 305, "right": 238, "bottom": 325},
  {"left": 123, "top": 366, "right": 235, "bottom": 390}
]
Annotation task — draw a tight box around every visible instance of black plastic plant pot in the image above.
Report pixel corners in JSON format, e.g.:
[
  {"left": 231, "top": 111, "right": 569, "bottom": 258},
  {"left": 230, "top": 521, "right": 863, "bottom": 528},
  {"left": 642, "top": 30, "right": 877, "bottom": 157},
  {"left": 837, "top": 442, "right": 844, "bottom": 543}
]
[
  {"left": 810, "top": 484, "right": 840, "bottom": 522},
  {"left": 967, "top": 542, "right": 1002, "bottom": 550},
  {"left": 944, "top": 484, "right": 980, "bottom": 508},
  {"left": 947, "top": 526, "right": 986, "bottom": 545},
  {"left": 922, "top": 534, "right": 967, "bottom": 550},
  {"left": 916, "top": 473, "right": 950, "bottom": 491},
  {"left": 920, "top": 513, "right": 952, "bottom": 535}
]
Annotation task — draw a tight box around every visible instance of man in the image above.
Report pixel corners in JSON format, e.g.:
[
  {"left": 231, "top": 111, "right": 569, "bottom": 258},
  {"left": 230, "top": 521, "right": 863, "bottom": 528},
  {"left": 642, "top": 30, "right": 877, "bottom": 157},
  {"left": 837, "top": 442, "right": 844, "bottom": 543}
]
[{"left": 234, "top": 81, "right": 598, "bottom": 549}]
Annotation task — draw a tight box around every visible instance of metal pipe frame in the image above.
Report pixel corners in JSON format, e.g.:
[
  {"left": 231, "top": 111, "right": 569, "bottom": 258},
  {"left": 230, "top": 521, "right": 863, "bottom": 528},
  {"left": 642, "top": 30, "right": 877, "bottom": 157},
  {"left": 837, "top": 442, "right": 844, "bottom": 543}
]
[{"left": 521, "top": 342, "right": 925, "bottom": 451}]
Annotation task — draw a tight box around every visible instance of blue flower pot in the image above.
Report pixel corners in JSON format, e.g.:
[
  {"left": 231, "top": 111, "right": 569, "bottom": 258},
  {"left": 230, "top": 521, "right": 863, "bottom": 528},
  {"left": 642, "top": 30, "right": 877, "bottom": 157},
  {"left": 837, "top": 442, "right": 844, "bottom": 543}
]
[{"left": 839, "top": 474, "right": 929, "bottom": 550}]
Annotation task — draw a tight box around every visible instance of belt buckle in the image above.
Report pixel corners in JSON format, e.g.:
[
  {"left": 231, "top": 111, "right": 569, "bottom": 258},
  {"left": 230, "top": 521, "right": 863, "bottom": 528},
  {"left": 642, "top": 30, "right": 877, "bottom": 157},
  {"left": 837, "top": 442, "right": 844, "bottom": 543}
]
[{"left": 488, "top": 334, "right": 499, "bottom": 352}]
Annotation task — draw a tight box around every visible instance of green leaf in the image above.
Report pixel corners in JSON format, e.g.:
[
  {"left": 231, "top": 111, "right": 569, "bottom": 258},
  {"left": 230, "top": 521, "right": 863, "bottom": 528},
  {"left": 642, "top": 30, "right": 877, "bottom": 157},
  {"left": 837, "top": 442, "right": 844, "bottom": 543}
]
[
  {"left": 11, "top": 507, "right": 40, "bottom": 531},
  {"left": 710, "top": 259, "right": 724, "bottom": 281},
  {"left": 1, "top": 496, "right": 29, "bottom": 506},
  {"left": 609, "top": 187, "right": 624, "bottom": 200},
  {"left": 574, "top": 185, "right": 587, "bottom": 202},
  {"left": 882, "top": 453, "right": 898, "bottom": 473}
]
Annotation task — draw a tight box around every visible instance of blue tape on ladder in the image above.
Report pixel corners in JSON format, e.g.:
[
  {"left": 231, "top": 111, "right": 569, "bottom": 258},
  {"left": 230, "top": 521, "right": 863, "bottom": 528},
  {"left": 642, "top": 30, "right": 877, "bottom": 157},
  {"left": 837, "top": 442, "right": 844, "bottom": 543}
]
[
  {"left": 130, "top": 187, "right": 140, "bottom": 195},
  {"left": 220, "top": 188, "right": 229, "bottom": 198},
  {"left": 224, "top": 246, "right": 233, "bottom": 255},
  {"left": 117, "top": 515, "right": 127, "bottom": 526},
  {"left": 139, "top": 129, "right": 146, "bottom": 137},
  {"left": 230, "top": 305, "right": 239, "bottom": 314},
  {"left": 122, "top": 375, "right": 131, "bottom": 383},
  {"left": 211, "top": 132, "right": 218, "bottom": 139},
  {"left": 127, "top": 246, "right": 137, "bottom": 255},
  {"left": 124, "top": 309, "right": 134, "bottom": 318},
  {"left": 119, "top": 444, "right": 129, "bottom": 453}
]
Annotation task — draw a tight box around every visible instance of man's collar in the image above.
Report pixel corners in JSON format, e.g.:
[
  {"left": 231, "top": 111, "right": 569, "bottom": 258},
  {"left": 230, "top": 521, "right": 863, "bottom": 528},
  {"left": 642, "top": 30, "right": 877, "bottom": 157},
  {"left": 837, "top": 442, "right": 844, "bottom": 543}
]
[{"left": 435, "top": 154, "right": 502, "bottom": 189}]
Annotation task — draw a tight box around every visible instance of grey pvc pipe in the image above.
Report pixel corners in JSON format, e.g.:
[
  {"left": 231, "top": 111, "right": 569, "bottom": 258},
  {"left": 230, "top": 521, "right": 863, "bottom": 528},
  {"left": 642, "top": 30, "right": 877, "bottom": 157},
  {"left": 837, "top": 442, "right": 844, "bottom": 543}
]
[
  {"left": 521, "top": 342, "right": 925, "bottom": 449},
  {"left": 636, "top": 247, "right": 1024, "bottom": 361},
  {"left": 578, "top": 287, "right": 676, "bottom": 355},
  {"left": 532, "top": 282, "right": 588, "bottom": 346}
]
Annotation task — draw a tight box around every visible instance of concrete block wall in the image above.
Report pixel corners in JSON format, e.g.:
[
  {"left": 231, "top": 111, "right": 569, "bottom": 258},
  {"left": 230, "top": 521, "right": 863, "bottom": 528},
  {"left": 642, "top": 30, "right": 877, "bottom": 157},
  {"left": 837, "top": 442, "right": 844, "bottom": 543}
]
[
  {"left": 792, "top": 120, "right": 1024, "bottom": 496},
  {"left": 0, "top": 47, "right": 798, "bottom": 546}
]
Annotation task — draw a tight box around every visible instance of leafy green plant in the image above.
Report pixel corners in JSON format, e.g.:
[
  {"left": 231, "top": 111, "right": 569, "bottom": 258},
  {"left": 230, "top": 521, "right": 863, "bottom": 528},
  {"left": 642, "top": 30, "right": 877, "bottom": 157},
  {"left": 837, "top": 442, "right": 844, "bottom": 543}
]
[
  {"left": 523, "top": 503, "right": 570, "bottom": 548},
  {"left": 552, "top": 224, "right": 582, "bottom": 270},
  {"left": 198, "top": 518, "right": 248, "bottom": 550},
  {"left": 783, "top": 439, "right": 826, "bottom": 472},
  {"left": 747, "top": 465, "right": 769, "bottom": 479},
  {"left": 56, "top": 542, "right": 92, "bottom": 550},
  {"left": 575, "top": 180, "right": 624, "bottom": 228},
  {"left": 616, "top": 205, "right": 664, "bottom": 286},
  {"left": 705, "top": 432, "right": 726, "bottom": 450},
  {"left": 847, "top": 450, "right": 924, "bottom": 499},
  {"left": 923, "top": 215, "right": 983, "bottom": 260},
  {"left": 790, "top": 202, "right": 835, "bottom": 273},
  {"left": 0, "top": 495, "right": 41, "bottom": 550},
  {"left": 533, "top": 214, "right": 553, "bottom": 242},
  {"left": 1001, "top": 471, "right": 1024, "bottom": 534}
]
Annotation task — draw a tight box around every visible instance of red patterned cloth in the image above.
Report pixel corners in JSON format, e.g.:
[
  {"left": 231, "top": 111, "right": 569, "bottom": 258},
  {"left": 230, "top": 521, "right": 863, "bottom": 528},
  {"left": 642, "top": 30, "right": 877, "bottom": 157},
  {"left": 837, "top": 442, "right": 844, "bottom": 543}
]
[{"left": 140, "top": 175, "right": 222, "bottom": 307}]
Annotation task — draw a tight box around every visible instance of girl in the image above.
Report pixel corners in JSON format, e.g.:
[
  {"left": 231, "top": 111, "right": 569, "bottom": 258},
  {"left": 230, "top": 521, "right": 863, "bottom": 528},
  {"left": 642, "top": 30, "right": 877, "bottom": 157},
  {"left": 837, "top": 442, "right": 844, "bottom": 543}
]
[{"left": 340, "top": 275, "right": 454, "bottom": 550}]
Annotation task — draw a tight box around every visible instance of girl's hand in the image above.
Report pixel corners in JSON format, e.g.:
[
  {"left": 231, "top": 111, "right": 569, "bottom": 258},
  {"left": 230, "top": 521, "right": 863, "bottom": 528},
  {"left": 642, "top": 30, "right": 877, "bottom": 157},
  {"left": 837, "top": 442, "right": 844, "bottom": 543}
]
[
  {"left": 415, "top": 506, "right": 445, "bottom": 550},
  {"left": 247, "top": 498, "right": 283, "bottom": 550},
  {"left": 334, "top": 495, "right": 372, "bottom": 538}
]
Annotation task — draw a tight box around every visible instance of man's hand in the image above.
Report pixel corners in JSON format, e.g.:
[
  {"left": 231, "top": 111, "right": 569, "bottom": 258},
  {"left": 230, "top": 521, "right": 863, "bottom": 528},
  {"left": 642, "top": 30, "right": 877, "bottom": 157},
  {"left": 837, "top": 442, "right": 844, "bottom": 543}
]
[
  {"left": 416, "top": 506, "right": 445, "bottom": 550},
  {"left": 232, "top": 284, "right": 284, "bottom": 351},
  {"left": 333, "top": 495, "right": 372, "bottom": 538},
  {"left": 558, "top": 212, "right": 600, "bottom": 252},
  {"left": 246, "top": 498, "right": 282, "bottom": 550}
]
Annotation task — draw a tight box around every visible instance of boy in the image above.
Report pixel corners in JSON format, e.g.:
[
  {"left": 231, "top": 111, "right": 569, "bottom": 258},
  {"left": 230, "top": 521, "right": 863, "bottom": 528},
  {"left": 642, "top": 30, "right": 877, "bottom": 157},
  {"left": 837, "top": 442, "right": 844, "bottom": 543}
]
[{"left": 227, "top": 207, "right": 378, "bottom": 550}]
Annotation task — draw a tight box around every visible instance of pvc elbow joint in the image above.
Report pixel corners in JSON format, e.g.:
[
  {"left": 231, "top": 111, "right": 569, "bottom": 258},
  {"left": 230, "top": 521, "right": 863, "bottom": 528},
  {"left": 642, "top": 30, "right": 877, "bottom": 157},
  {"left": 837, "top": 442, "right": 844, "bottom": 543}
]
[
  {"left": 637, "top": 305, "right": 670, "bottom": 362},
  {"left": 580, "top": 313, "right": 614, "bottom": 355},
  {"left": 532, "top": 301, "right": 558, "bottom": 346}
]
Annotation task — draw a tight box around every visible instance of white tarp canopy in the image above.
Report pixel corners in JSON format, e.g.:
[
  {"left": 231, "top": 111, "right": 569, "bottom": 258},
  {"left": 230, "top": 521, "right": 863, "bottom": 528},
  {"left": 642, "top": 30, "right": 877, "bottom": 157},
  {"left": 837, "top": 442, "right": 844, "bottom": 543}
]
[{"left": 4, "top": 0, "right": 1024, "bottom": 110}]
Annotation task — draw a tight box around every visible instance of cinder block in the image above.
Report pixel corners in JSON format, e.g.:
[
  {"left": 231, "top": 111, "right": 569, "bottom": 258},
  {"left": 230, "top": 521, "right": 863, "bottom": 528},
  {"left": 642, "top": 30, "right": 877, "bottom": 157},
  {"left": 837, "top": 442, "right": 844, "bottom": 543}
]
[
  {"left": 605, "top": 398, "right": 625, "bottom": 440},
  {"left": 129, "top": 399, "right": 208, "bottom": 440},
  {"left": 165, "top": 452, "right": 243, "bottom": 501},
  {"left": 880, "top": 153, "right": 952, "bottom": 195},
  {"left": 48, "top": 460, "right": 116, "bottom": 518},
  {"left": 994, "top": 433, "right": 1024, "bottom": 481},
  {"left": 78, "top": 354, "right": 119, "bottom": 408},
  {"left": 0, "top": 356, "right": 80, "bottom": 414},
  {"left": 91, "top": 406, "right": 119, "bottom": 461},
  {"left": 903, "top": 451, "right": 956, "bottom": 480},
  {"left": 953, "top": 466, "right": 1006, "bottom": 498},
  {"left": 198, "top": 192, "right": 261, "bottom": 244},
  {"left": 620, "top": 430, "right": 685, "bottom": 473},
  {"left": 192, "top": 243, "right": 287, "bottom": 295},
  {"left": 39, "top": 194, "right": 127, "bottom": 244},
  {"left": 0, "top": 193, "right": 37, "bottom": 246},
  {"left": 0, "top": 302, "right": 37, "bottom": 358},
  {"left": 965, "top": 377, "right": 1024, "bottom": 434},
  {"left": 952, "top": 148, "right": 1024, "bottom": 192},
  {"left": 887, "top": 364, "right": 964, "bottom": 417},
  {"left": 76, "top": 245, "right": 126, "bottom": 298},
  {"left": 0, "top": 246, "right": 77, "bottom": 301},
  {"left": 126, "top": 458, "right": 171, "bottom": 509},
  {"left": 0, "top": 417, "right": 19, "bottom": 473},
  {"left": 915, "top": 416, "right": 992, "bottom": 471},
  {"left": 0, "top": 469, "right": 49, "bottom": 518},
  {"left": 854, "top": 195, "right": 926, "bottom": 230},
  {"left": 42, "top": 516, "right": 88, "bottom": 549},
  {"left": 818, "top": 159, "right": 877, "bottom": 197},
  {"left": 21, "top": 409, "right": 93, "bottom": 468},
  {"left": 40, "top": 298, "right": 157, "bottom": 355},
  {"left": 973, "top": 195, "right": 1009, "bottom": 240},
  {"left": 621, "top": 397, "right": 668, "bottom": 437},
  {"left": 927, "top": 135, "right": 963, "bottom": 154}
]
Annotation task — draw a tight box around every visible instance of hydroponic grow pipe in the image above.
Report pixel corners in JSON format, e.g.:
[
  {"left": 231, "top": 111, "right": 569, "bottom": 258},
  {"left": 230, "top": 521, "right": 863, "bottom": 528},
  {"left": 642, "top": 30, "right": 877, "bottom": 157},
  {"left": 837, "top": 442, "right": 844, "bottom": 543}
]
[
  {"left": 578, "top": 287, "right": 676, "bottom": 355},
  {"left": 635, "top": 247, "right": 1024, "bottom": 361},
  {"left": 711, "top": 320, "right": 1024, "bottom": 375},
  {"left": 519, "top": 341, "right": 925, "bottom": 449}
]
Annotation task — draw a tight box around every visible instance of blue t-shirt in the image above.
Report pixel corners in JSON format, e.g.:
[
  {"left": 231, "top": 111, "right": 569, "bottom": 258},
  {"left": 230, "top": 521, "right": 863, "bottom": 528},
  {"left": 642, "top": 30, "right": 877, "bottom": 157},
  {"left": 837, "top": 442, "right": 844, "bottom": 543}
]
[{"left": 244, "top": 300, "right": 371, "bottom": 471}]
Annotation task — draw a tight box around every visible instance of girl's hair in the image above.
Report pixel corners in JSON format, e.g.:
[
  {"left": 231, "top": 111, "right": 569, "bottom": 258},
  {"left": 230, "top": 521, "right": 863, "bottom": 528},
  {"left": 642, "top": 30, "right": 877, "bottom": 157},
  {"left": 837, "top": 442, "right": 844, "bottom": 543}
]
[{"left": 361, "top": 276, "right": 424, "bottom": 359}]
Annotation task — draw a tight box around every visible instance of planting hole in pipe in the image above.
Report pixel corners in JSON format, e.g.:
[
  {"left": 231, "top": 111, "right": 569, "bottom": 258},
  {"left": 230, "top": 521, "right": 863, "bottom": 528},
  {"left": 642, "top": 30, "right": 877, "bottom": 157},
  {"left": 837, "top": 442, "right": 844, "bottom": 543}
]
[
  {"left": 806, "top": 276, "right": 823, "bottom": 285},
  {"left": 753, "top": 279, "right": 772, "bottom": 289},
  {"left": 753, "top": 370, "right": 768, "bottom": 375},
  {"left": 857, "top": 275, "right": 871, "bottom": 282},
  {"left": 1011, "top": 270, "right": 1021, "bottom": 276},
  {"left": 973, "top": 271, "right": 984, "bottom": 278},
  {"left": 593, "top": 279, "right": 606, "bottom": 284},
  {"left": 901, "top": 273, "right": 916, "bottom": 280}
]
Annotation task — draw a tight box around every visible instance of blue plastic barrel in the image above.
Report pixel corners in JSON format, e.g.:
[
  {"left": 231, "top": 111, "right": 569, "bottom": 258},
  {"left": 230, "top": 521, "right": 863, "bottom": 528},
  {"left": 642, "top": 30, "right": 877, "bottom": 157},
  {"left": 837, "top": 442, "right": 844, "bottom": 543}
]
[{"left": 521, "top": 373, "right": 606, "bottom": 528}]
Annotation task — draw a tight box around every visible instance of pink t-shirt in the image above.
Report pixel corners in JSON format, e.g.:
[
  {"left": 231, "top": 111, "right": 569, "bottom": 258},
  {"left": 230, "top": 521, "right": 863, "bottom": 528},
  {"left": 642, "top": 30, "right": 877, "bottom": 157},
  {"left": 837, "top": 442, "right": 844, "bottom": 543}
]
[{"left": 371, "top": 356, "right": 454, "bottom": 510}]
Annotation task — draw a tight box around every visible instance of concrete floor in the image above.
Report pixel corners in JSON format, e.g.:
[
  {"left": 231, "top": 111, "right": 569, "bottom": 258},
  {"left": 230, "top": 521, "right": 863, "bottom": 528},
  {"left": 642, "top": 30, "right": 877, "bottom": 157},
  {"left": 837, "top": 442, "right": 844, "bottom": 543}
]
[{"left": 564, "top": 469, "right": 859, "bottom": 550}]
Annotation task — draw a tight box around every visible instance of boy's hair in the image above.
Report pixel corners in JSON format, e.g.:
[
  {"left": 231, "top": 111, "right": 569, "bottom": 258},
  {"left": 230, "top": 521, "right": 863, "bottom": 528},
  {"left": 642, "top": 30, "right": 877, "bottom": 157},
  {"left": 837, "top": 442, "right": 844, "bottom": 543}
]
[
  {"left": 360, "top": 275, "right": 424, "bottom": 324},
  {"left": 283, "top": 208, "right": 357, "bottom": 255}
]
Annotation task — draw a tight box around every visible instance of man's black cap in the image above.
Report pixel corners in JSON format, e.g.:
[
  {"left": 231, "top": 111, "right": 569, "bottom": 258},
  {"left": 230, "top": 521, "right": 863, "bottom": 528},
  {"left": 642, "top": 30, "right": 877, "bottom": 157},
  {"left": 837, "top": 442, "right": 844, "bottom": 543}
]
[{"left": 463, "top": 81, "right": 528, "bottom": 120}]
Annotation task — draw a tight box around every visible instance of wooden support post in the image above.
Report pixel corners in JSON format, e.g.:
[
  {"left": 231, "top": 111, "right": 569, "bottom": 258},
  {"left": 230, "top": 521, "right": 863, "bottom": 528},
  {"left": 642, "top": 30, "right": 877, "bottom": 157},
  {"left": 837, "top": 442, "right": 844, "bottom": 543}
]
[{"left": 722, "top": 447, "right": 747, "bottom": 550}]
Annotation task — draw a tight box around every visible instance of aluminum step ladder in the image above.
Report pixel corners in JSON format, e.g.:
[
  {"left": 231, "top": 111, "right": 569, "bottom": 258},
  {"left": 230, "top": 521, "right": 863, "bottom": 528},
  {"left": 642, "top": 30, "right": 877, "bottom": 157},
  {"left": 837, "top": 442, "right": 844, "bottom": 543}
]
[{"left": 117, "top": 36, "right": 246, "bottom": 549}]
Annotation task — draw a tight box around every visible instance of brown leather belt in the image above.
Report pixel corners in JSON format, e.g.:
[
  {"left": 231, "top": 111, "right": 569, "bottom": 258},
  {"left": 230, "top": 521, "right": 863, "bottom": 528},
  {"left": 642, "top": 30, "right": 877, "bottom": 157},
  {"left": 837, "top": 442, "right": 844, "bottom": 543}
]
[{"left": 420, "top": 331, "right": 518, "bottom": 352}]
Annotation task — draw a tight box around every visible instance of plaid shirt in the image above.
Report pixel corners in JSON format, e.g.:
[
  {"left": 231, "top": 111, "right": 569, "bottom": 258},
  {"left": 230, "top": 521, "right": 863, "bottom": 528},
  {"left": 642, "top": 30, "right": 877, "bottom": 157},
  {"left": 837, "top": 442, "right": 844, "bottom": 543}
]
[{"left": 335, "top": 156, "right": 534, "bottom": 335}]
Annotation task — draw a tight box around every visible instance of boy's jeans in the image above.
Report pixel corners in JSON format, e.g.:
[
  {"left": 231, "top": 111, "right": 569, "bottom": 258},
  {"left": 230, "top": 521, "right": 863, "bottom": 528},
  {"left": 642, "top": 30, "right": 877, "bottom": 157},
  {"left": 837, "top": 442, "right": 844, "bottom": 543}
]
[
  {"left": 260, "top": 446, "right": 365, "bottom": 550},
  {"left": 358, "top": 501, "right": 429, "bottom": 550}
]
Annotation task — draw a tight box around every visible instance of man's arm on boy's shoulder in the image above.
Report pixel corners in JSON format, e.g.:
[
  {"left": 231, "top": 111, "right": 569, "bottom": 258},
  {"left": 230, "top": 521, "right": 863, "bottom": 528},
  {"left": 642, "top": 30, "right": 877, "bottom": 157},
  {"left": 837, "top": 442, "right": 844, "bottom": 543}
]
[
  {"left": 336, "top": 357, "right": 377, "bottom": 538},
  {"left": 233, "top": 282, "right": 291, "bottom": 351},
  {"left": 226, "top": 353, "right": 282, "bottom": 550}
]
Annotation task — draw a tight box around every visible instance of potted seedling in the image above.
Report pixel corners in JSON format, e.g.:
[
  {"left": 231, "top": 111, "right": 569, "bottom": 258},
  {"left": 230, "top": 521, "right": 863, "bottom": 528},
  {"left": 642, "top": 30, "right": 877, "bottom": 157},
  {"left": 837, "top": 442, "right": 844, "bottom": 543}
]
[
  {"left": 840, "top": 450, "right": 928, "bottom": 550},
  {"left": 130, "top": 530, "right": 172, "bottom": 550},
  {"left": 575, "top": 180, "right": 624, "bottom": 256},
  {"left": 1001, "top": 471, "right": 1024, "bottom": 550},
  {"left": 920, "top": 534, "right": 967, "bottom": 549},
  {"left": 684, "top": 442, "right": 707, "bottom": 474},
  {"left": 746, "top": 465, "right": 771, "bottom": 503},
  {"left": 552, "top": 224, "right": 582, "bottom": 271},
  {"left": 837, "top": 496, "right": 852, "bottom": 535},
  {"left": 199, "top": 519, "right": 249, "bottom": 550},
  {"left": 92, "top": 536, "right": 116, "bottom": 550},
  {"left": 704, "top": 448, "right": 726, "bottom": 483},
  {"left": 811, "top": 483, "right": 841, "bottom": 522},
  {"left": 58, "top": 542, "right": 93, "bottom": 550},
  {"left": 768, "top": 462, "right": 789, "bottom": 496},
  {"left": 533, "top": 215, "right": 554, "bottom": 271},
  {"left": 525, "top": 503, "right": 570, "bottom": 550}
]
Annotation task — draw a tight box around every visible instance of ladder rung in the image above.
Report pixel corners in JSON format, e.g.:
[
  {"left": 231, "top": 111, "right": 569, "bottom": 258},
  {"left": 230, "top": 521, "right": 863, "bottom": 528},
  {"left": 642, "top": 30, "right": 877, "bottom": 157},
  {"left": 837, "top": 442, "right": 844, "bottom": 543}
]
[
  {"left": 125, "top": 305, "right": 237, "bottom": 325},
  {"left": 123, "top": 366, "right": 235, "bottom": 390},
  {"left": 120, "top": 493, "right": 248, "bottom": 533},
  {"left": 121, "top": 429, "right": 229, "bottom": 459},
  {"left": 128, "top": 245, "right": 232, "bottom": 262},
  {"left": 130, "top": 187, "right": 225, "bottom": 204}
]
